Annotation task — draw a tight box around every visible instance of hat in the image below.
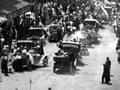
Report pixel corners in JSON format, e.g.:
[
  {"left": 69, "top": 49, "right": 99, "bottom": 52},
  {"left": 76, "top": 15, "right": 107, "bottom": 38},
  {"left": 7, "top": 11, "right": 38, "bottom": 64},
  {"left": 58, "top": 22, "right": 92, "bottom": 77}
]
[{"left": 106, "top": 57, "right": 109, "bottom": 60}]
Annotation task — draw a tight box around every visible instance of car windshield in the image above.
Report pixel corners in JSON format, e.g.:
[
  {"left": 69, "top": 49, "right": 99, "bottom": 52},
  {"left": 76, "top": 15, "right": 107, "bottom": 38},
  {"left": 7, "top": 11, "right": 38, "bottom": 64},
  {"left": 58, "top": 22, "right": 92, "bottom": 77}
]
[
  {"left": 84, "top": 21, "right": 96, "bottom": 26},
  {"left": 62, "top": 43, "right": 80, "bottom": 53},
  {"left": 49, "top": 26, "right": 61, "bottom": 33},
  {"left": 27, "top": 28, "right": 44, "bottom": 37},
  {"left": 17, "top": 42, "right": 34, "bottom": 48}
]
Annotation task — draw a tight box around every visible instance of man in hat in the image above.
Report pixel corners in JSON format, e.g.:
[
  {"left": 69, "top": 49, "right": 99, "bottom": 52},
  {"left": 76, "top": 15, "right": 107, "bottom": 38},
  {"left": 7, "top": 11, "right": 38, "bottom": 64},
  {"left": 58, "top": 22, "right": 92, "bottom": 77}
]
[
  {"left": 105, "top": 57, "right": 111, "bottom": 70},
  {"left": 102, "top": 63, "right": 111, "bottom": 84},
  {"left": 102, "top": 57, "right": 111, "bottom": 84}
]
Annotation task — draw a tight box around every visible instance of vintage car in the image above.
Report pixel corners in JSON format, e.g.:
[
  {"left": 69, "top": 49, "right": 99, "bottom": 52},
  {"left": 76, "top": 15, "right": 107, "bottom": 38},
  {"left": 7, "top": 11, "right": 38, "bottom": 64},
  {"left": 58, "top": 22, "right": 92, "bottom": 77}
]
[
  {"left": 12, "top": 40, "right": 48, "bottom": 71},
  {"left": 68, "top": 31, "right": 89, "bottom": 56},
  {"left": 83, "top": 18, "right": 101, "bottom": 42},
  {"left": 53, "top": 40, "right": 81, "bottom": 73},
  {"left": 48, "top": 24, "right": 63, "bottom": 42},
  {"left": 27, "top": 26, "right": 46, "bottom": 44}
]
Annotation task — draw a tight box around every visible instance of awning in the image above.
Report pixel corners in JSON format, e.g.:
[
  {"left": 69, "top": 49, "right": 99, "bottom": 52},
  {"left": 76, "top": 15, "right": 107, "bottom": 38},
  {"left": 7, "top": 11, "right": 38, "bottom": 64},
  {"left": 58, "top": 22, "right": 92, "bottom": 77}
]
[
  {"left": 0, "top": 0, "right": 31, "bottom": 19},
  {"left": 0, "top": 17, "right": 7, "bottom": 25}
]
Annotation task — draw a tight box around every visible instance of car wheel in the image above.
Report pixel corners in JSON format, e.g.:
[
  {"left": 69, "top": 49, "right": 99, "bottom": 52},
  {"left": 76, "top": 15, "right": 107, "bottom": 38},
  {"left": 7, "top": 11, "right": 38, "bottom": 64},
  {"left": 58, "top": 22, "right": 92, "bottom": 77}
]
[
  {"left": 27, "top": 60, "right": 32, "bottom": 71},
  {"left": 53, "top": 64, "right": 56, "bottom": 73},
  {"left": 13, "top": 60, "right": 22, "bottom": 71},
  {"left": 13, "top": 60, "right": 18, "bottom": 71},
  {"left": 69, "top": 62, "right": 73, "bottom": 73},
  {"left": 43, "top": 56, "right": 48, "bottom": 67}
]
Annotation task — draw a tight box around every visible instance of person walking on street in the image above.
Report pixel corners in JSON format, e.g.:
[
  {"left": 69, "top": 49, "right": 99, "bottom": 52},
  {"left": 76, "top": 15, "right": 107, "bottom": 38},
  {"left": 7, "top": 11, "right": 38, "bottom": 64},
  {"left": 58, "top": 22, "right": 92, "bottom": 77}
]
[{"left": 102, "top": 57, "right": 111, "bottom": 84}]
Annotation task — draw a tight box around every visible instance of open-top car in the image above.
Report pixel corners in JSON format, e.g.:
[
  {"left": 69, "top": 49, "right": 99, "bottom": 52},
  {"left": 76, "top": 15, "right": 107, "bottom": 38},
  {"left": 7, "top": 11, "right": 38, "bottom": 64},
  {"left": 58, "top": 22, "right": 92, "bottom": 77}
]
[
  {"left": 83, "top": 18, "right": 101, "bottom": 42},
  {"left": 48, "top": 24, "right": 63, "bottom": 42},
  {"left": 83, "top": 18, "right": 101, "bottom": 32},
  {"left": 53, "top": 39, "right": 81, "bottom": 73},
  {"left": 12, "top": 40, "right": 48, "bottom": 71}
]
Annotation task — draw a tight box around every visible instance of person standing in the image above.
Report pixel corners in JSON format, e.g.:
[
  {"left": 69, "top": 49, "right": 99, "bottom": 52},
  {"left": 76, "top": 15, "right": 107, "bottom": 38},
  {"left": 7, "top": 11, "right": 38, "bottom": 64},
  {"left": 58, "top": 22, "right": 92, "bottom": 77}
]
[
  {"left": 102, "top": 64, "right": 110, "bottom": 84},
  {"left": 116, "top": 38, "right": 120, "bottom": 51},
  {"left": 39, "top": 40, "right": 44, "bottom": 55},
  {"left": 1, "top": 54, "right": 8, "bottom": 76},
  {"left": 105, "top": 57, "right": 111, "bottom": 84},
  {"left": 102, "top": 57, "right": 111, "bottom": 84},
  {"left": 105, "top": 57, "right": 111, "bottom": 70},
  {"left": 117, "top": 49, "right": 120, "bottom": 63}
]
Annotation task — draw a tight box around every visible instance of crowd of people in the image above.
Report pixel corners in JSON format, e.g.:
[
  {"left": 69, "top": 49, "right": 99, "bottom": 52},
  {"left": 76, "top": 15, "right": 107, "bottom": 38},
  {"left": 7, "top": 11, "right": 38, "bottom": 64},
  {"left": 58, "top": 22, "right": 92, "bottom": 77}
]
[
  {"left": 0, "top": 0, "right": 102, "bottom": 54},
  {"left": 0, "top": 0, "right": 113, "bottom": 84}
]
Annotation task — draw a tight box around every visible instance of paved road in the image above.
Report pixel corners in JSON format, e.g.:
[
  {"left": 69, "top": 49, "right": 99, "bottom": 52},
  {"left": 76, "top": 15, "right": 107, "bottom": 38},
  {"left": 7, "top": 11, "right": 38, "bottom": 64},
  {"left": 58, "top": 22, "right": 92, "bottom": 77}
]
[{"left": 0, "top": 25, "right": 120, "bottom": 90}]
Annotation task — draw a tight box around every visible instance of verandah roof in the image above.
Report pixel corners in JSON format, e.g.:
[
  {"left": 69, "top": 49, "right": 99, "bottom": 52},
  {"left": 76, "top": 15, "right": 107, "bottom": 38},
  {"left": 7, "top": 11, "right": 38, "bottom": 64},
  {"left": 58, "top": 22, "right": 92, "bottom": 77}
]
[{"left": 0, "top": 0, "right": 30, "bottom": 18}]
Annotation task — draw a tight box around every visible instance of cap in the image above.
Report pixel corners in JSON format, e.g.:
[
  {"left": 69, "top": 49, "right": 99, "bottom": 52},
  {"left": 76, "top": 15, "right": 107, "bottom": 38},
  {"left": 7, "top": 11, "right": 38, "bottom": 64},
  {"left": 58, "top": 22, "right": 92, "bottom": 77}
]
[{"left": 106, "top": 57, "right": 109, "bottom": 60}]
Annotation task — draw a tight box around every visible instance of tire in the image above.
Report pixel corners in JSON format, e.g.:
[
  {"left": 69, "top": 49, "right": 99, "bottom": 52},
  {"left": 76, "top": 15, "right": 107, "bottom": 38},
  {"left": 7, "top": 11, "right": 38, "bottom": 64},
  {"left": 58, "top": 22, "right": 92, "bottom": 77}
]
[
  {"left": 69, "top": 62, "right": 73, "bottom": 73},
  {"left": 27, "top": 60, "right": 32, "bottom": 71},
  {"left": 13, "top": 60, "right": 18, "bottom": 71},
  {"left": 53, "top": 64, "right": 56, "bottom": 73},
  {"left": 74, "top": 59, "right": 78, "bottom": 69},
  {"left": 13, "top": 60, "right": 22, "bottom": 71},
  {"left": 43, "top": 56, "right": 48, "bottom": 67},
  {"left": 74, "top": 62, "right": 76, "bottom": 70},
  {"left": 48, "top": 37, "right": 52, "bottom": 42}
]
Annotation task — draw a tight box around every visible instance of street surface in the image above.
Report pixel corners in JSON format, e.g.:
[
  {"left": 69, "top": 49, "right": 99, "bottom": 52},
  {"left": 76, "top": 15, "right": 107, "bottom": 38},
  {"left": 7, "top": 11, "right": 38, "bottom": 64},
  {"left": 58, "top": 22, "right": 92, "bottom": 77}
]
[{"left": 0, "top": 25, "right": 120, "bottom": 90}]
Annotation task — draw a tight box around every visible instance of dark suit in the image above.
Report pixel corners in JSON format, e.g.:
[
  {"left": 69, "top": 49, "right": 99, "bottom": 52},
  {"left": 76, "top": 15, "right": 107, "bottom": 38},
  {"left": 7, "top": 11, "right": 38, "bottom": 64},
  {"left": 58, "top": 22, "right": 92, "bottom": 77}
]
[
  {"left": 102, "top": 64, "right": 110, "bottom": 83},
  {"left": 1, "top": 56, "right": 8, "bottom": 76}
]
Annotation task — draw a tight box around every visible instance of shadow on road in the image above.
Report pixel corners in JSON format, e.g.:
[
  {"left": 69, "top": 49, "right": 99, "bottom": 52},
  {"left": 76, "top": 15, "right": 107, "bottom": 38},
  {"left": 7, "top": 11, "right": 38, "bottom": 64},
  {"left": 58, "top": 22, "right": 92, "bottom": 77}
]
[
  {"left": 55, "top": 68, "right": 80, "bottom": 76},
  {"left": 77, "top": 60, "right": 88, "bottom": 67},
  {"left": 32, "top": 65, "right": 48, "bottom": 70},
  {"left": 48, "top": 41, "right": 59, "bottom": 43},
  {"left": 92, "top": 40, "right": 101, "bottom": 45},
  {"left": 101, "top": 82, "right": 112, "bottom": 85},
  {"left": 86, "top": 40, "right": 101, "bottom": 48},
  {"left": 80, "top": 49, "right": 90, "bottom": 56},
  {"left": 86, "top": 45, "right": 94, "bottom": 48},
  {"left": 15, "top": 65, "right": 48, "bottom": 73}
]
